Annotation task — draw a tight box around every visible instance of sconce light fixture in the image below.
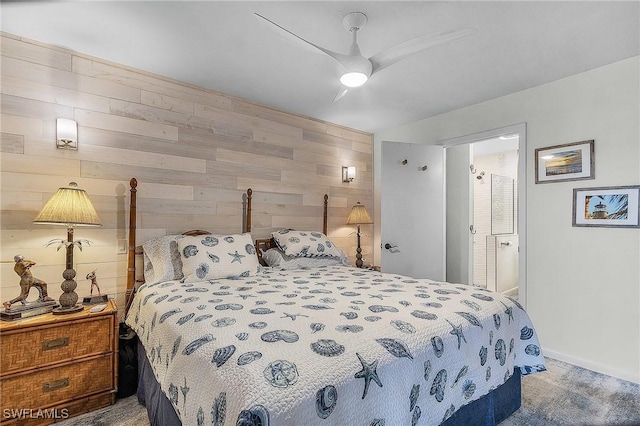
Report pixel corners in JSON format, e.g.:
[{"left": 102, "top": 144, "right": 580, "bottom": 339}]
[
  {"left": 56, "top": 118, "right": 78, "bottom": 150},
  {"left": 342, "top": 166, "right": 356, "bottom": 183}
]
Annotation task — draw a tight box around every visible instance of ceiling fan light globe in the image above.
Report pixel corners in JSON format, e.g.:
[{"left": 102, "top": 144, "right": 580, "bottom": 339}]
[{"left": 340, "top": 72, "right": 368, "bottom": 88}]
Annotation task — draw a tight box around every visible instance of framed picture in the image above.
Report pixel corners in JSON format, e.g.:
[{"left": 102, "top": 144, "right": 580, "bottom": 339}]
[
  {"left": 573, "top": 185, "right": 640, "bottom": 228},
  {"left": 535, "top": 140, "right": 594, "bottom": 184}
]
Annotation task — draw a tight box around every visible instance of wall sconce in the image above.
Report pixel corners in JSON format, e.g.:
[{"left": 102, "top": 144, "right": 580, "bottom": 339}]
[
  {"left": 342, "top": 166, "right": 356, "bottom": 183},
  {"left": 56, "top": 118, "right": 78, "bottom": 150}
]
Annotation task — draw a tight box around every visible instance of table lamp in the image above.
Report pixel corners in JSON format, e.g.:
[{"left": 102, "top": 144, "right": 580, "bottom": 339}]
[
  {"left": 34, "top": 182, "right": 102, "bottom": 314},
  {"left": 346, "top": 202, "right": 373, "bottom": 268}
]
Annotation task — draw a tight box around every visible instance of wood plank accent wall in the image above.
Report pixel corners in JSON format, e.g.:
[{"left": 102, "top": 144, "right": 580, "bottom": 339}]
[{"left": 0, "top": 33, "right": 373, "bottom": 311}]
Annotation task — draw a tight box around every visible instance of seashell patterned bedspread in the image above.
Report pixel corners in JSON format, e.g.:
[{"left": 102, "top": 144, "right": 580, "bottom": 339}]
[{"left": 126, "top": 266, "right": 546, "bottom": 426}]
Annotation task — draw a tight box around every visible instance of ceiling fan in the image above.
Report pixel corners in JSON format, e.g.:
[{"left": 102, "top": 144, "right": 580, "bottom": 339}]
[{"left": 255, "top": 11, "right": 476, "bottom": 102}]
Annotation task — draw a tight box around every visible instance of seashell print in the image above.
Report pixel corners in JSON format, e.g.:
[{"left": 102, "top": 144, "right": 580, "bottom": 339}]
[
  {"left": 414, "top": 293, "right": 431, "bottom": 299},
  {"left": 335, "top": 324, "right": 364, "bottom": 333},
  {"left": 215, "top": 303, "right": 244, "bottom": 310},
  {"left": 200, "top": 236, "right": 219, "bottom": 247},
  {"left": 263, "top": 360, "right": 298, "bottom": 388},
  {"left": 302, "top": 304, "right": 333, "bottom": 310},
  {"left": 310, "top": 323, "right": 325, "bottom": 333},
  {"left": 160, "top": 309, "right": 182, "bottom": 324},
  {"left": 310, "top": 339, "right": 345, "bottom": 357},
  {"left": 212, "top": 392, "right": 226, "bottom": 426},
  {"left": 520, "top": 326, "right": 534, "bottom": 340},
  {"left": 299, "top": 246, "right": 311, "bottom": 255},
  {"left": 471, "top": 293, "right": 493, "bottom": 302},
  {"left": 236, "top": 404, "right": 270, "bottom": 426},
  {"left": 437, "top": 296, "right": 451, "bottom": 301},
  {"left": 315, "top": 385, "right": 337, "bottom": 419},
  {"left": 455, "top": 312, "right": 483, "bottom": 330},
  {"left": 409, "top": 384, "right": 420, "bottom": 411},
  {"left": 167, "top": 295, "right": 182, "bottom": 303},
  {"left": 370, "top": 420, "right": 385, "bottom": 426},
  {"left": 486, "top": 366, "right": 491, "bottom": 381},
  {"left": 489, "top": 330, "right": 494, "bottom": 346},
  {"left": 288, "top": 236, "right": 301, "bottom": 244},
  {"left": 182, "top": 334, "right": 215, "bottom": 355},
  {"left": 391, "top": 320, "right": 416, "bottom": 334},
  {"left": 277, "top": 229, "right": 290, "bottom": 234},
  {"left": 399, "top": 300, "right": 411, "bottom": 307},
  {"left": 311, "top": 232, "right": 323, "bottom": 238},
  {"left": 354, "top": 353, "right": 383, "bottom": 399},
  {"left": 423, "top": 360, "right": 432, "bottom": 381},
  {"left": 301, "top": 296, "right": 315, "bottom": 300},
  {"left": 434, "top": 289, "right": 460, "bottom": 295},
  {"left": 431, "top": 336, "right": 444, "bottom": 358},
  {"left": 283, "top": 294, "right": 298, "bottom": 298},
  {"left": 352, "top": 300, "right": 366, "bottom": 305},
  {"left": 182, "top": 245, "right": 199, "bottom": 258},
  {"left": 430, "top": 369, "right": 447, "bottom": 402},
  {"left": 460, "top": 299, "right": 481, "bottom": 311},
  {"left": 194, "top": 314, "right": 213, "bottom": 323},
  {"left": 309, "top": 289, "right": 331, "bottom": 294},
  {"left": 369, "top": 305, "right": 399, "bottom": 313},
  {"left": 462, "top": 380, "right": 476, "bottom": 399},
  {"left": 411, "top": 310, "right": 438, "bottom": 320},
  {"left": 196, "top": 304, "right": 207, "bottom": 310},
  {"left": 507, "top": 296, "right": 525, "bottom": 311},
  {"left": 380, "top": 289, "right": 404, "bottom": 293},
  {"left": 525, "top": 344, "right": 541, "bottom": 356},
  {"left": 207, "top": 253, "right": 220, "bottom": 263},
  {"left": 181, "top": 295, "right": 201, "bottom": 302},
  {"left": 451, "top": 366, "right": 468, "bottom": 388},
  {"left": 142, "top": 292, "right": 158, "bottom": 306},
  {"left": 341, "top": 291, "right": 360, "bottom": 297},
  {"left": 376, "top": 338, "right": 413, "bottom": 359},
  {"left": 495, "top": 339, "right": 507, "bottom": 366},
  {"left": 479, "top": 346, "right": 488, "bottom": 366},
  {"left": 317, "top": 244, "right": 325, "bottom": 252},
  {"left": 249, "top": 322, "right": 268, "bottom": 329},
  {"left": 411, "top": 406, "right": 421, "bottom": 426},
  {"left": 209, "top": 298, "right": 224, "bottom": 303},
  {"left": 245, "top": 244, "right": 256, "bottom": 255},
  {"left": 236, "top": 332, "right": 248, "bottom": 341},
  {"left": 504, "top": 370, "right": 510, "bottom": 383},
  {"left": 237, "top": 351, "right": 262, "bottom": 366},
  {"left": 223, "top": 236, "right": 235, "bottom": 243},
  {"left": 421, "top": 302, "right": 442, "bottom": 308},
  {"left": 212, "top": 317, "right": 236, "bottom": 327},
  {"left": 212, "top": 345, "right": 236, "bottom": 367},
  {"left": 494, "top": 313, "right": 501, "bottom": 330},
  {"left": 510, "top": 338, "right": 515, "bottom": 354},
  {"left": 250, "top": 307, "right": 275, "bottom": 315},
  {"left": 365, "top": 316, "right": 382, "bottom": 322},
  {"left": 442, "top": 405, "right": 456, "bottom": 423},
  {"left": 197, "top": 406, "right": 204, "bottom": 426},
  {"left": 154, "top": 294, "right": 168, "bottom": 304},
  {"left": 261, "top": 330, "right": 299, "bottom": 343},
  {"left": 321, "top": 298, "right": 338, "bottom": 304},
  {"left": 340, "top": 312, "right": 358, "bottom": 319},
  {"left": 177, "top": 313, "right": 194, "bottom": 325}
]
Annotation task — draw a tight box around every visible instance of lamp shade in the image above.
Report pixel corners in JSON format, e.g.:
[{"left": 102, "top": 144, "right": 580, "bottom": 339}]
[
  {"left": 34, "top": 182, "right": 102, "bottom": 227},
  {"left": 346, "top": 202, "right": 373, "bottom": 225}
]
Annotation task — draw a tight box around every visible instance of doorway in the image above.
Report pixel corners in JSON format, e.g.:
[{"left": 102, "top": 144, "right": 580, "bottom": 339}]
[{"left": 440, "top": 123, "right": 527, "bottom": 306}]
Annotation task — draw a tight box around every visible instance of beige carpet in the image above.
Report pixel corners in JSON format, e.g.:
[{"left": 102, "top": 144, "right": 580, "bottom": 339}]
[{"left": 56, "top": 357, "right": 639, "bottom": 425}]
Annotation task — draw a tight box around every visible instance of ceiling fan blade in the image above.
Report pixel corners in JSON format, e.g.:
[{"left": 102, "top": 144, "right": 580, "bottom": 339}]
[
  {"left": 255, "top": 13, "right": 350, "bottom": 65},
  {"left": 333, "top": 86, "right": 349, "bottom": 103},
  {"left": 369, "top": 27, "right": 477, "bottom": 74}
]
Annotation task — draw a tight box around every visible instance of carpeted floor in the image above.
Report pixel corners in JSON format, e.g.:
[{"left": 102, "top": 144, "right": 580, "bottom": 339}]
[{"left": 57, "top": 357, "right": 639, "bottom": 425}]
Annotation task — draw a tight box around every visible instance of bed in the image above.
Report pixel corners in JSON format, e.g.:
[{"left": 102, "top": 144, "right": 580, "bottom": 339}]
[{"left": 123, "top": 178, "right": 546, "bottom": 426}]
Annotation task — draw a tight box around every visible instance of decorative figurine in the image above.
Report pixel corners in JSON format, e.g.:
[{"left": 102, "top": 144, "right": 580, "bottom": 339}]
[
  {"left": 83, "top": 270, "right": 108, "bottom": 305},
  {"left": 1, "top": 255, "right": 58, "bottom": 320}
]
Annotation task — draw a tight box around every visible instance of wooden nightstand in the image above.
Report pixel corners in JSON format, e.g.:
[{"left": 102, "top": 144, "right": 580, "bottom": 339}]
[{"left": 0, "top": 300, "right": 118, "bottom": 425}]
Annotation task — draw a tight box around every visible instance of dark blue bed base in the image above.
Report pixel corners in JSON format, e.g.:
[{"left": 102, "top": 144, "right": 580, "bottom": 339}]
[{"left": 136, "top": 340, "right": 521, "bottom": 425}]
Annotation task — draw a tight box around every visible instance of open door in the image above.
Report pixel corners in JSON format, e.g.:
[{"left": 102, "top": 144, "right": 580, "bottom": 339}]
[{"left": 380, "top": 141, "right": 444, "bottom": 280}]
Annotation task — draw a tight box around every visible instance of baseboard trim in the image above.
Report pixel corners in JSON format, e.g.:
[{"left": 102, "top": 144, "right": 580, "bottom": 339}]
[{"left": 543, "top": 348, "right": 639, "bottom": 384}]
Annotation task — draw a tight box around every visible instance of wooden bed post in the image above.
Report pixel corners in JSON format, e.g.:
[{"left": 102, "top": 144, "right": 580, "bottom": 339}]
[
  {"left": 323, "top": 194, "right": 328, "bottom": 235},
  {"left": 246, "top": 188, "right": 252, "bottom": 233},
  {"left": 124, "top": 178, "right": 137, "bottom": 317}
]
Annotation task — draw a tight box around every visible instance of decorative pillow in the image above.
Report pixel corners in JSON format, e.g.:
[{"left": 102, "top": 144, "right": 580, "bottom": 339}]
[
  {"left": 271, "top": 229, "right": 343, "bottom": 258},
  {"left": 262, "top": 247, "right": 347, "bottom": 270},
  {"left": 142, "top": 234, "right": 186, "bottom": 283},
  {"left": 177, "top": 233, "right": 259, "bottom": 281}
]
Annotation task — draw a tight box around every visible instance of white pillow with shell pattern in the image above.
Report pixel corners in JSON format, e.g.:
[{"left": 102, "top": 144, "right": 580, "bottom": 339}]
[
  {"left": 177, "top": 233, "right": 259, "bottom": 281},
  {"left": 271, "top": 229, "right": 343, "bottom": 258}
]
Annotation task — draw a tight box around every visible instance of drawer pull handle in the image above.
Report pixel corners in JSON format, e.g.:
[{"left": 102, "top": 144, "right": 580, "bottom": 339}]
[
  {"left": 43, "top": 337, "right": 69, "bottom": 350},
  {"left": 43, "top": 378, "right": 69, "bottom": 392}
]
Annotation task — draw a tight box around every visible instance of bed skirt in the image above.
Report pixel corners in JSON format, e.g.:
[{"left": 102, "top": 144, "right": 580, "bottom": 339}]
[{"left": 136, "top": 339, "right": 521, "bottom": 425}]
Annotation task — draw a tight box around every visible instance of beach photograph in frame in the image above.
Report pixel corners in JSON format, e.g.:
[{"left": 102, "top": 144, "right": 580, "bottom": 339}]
[
  {"left": 535, "top": 140, "right": 594, "bottom": 183},
  {"left": 573, "top": 185, "right": 640, "bottom": 228}
]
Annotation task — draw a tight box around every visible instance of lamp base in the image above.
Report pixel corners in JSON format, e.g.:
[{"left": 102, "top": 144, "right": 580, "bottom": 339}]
[
  {"left": 82, "top": 294, "right": 109, "bottom": 305},
  {"left": 52, "top": 304, "right": 84, "bottom": 315}
]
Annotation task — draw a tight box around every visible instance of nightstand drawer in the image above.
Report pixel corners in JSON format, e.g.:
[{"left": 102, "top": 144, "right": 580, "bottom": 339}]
[{"left": 0, "top": 353, "right": 114, "bottom": 410}]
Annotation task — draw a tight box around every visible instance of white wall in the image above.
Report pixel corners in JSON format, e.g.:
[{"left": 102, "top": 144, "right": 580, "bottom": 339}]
[{"left": 373, "top": 56, "right": 640, "bottom": 383}]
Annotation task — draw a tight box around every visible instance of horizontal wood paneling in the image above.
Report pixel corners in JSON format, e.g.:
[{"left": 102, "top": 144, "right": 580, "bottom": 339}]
[{"left": 0, "top": 33, "right": 373, "bottom": 303}]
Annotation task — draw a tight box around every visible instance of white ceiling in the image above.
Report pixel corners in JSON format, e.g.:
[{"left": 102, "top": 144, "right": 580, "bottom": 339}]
[{"left": 2, "top": 1, "right": 639, "bottom": 133}]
